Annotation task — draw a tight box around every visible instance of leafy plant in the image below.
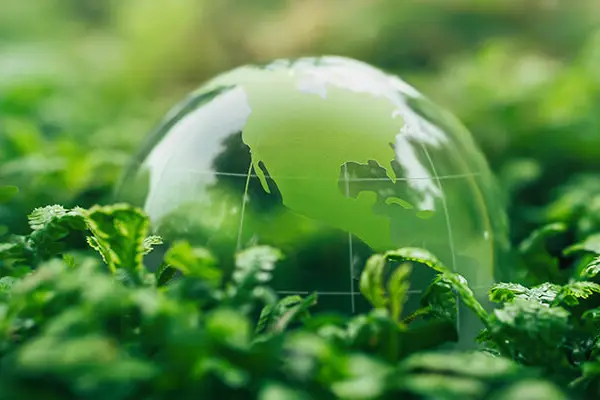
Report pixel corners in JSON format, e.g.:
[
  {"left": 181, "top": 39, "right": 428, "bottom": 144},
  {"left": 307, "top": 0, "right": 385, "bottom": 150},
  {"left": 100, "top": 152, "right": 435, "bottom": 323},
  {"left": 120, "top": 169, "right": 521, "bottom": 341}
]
[{"left": 0, "top": 204, "right": 579, "bottom": 399}]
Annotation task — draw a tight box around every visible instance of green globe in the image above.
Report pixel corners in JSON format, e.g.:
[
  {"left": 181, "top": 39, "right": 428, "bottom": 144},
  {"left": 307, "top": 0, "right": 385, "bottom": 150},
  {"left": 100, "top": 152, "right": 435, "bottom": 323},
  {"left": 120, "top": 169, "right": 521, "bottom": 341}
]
[{"left": 117, "top": 56, "right": 509, "bottom": 342}]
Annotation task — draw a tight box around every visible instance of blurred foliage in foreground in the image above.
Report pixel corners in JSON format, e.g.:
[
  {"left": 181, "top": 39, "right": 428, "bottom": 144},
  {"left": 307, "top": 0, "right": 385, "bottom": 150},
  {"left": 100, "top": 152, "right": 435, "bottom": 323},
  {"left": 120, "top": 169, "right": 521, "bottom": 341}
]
[{"left": 1, "top": 202, "right": 598, "bottom": 400}]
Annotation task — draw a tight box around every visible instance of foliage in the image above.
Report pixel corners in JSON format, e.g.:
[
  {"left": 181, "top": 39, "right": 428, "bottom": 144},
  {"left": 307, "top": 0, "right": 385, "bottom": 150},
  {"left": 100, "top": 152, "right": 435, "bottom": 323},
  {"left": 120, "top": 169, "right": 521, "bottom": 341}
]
[{"left": 0, "top": 204, "right": 580, "bottom": 399}]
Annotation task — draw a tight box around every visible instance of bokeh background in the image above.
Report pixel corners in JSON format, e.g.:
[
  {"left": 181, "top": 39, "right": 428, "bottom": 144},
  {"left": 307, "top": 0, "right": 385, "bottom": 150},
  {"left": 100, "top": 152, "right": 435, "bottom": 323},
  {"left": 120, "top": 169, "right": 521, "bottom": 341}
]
[{"left": 2, "top": 0, "right": 600, "bottom": 246}]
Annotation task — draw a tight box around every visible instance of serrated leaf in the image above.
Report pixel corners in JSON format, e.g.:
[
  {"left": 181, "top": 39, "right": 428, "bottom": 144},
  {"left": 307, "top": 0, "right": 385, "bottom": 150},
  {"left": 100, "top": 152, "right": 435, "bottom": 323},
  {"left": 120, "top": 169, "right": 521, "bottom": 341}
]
[
  {"left": 142, "top": 235, "right": 163, "bottom": 255},
  {"left": 490, "top": 282, "right": 560, "bottom": 305},
  {"left": 27, "top": 205, "right": 88, "bottom": 259},
  {"left": 85, "top": 204, "right": 149, "bottom": 278},
  {"left": 487, "top": 298, "right": 570, "bottom": 364},
  {"left": 555, "top": 281, "right": 600, "bottom": 306},
  {"left": 28, "top": 205, "right": 86, "bottom": 231}
]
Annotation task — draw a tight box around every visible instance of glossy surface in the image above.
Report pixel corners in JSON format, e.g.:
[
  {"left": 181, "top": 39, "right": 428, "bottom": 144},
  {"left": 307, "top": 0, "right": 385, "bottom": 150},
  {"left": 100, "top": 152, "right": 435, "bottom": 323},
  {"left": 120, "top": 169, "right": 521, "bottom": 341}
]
[{"left": 117, "top": 56, "right": 510, "bottom": 341}]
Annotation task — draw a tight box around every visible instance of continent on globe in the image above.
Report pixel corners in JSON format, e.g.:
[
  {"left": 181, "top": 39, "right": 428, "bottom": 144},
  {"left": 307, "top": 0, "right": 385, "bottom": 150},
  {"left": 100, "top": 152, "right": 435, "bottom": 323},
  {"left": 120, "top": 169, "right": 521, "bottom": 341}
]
[{"left": 116, "top": 56, "right": 510, "bottom": 347}]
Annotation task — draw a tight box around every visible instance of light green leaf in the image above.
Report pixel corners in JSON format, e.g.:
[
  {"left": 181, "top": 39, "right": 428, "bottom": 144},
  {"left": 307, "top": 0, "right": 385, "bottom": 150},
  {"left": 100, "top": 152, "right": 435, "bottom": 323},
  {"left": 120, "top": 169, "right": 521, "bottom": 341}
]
[
  {"left": 563, "top": 233, "right": 600, "bottom": 256},
  {"left": 401, "top": 351, "right": 519, "bottom": 379},
  {"left": 85, "top": 204, "right": 149, "bottom": 277},
  {"left": 142, "top": 235, "right": 163, "bottom": 255},
  {"left": 490, "top": 282, "right": 560, "bottom": 305},
  {"left": 163, "top": 240, "right": 220, "bottom": 285},
  {"left": 387, "top": 263, "right": 411, "bottom": 323},
  {"left": 581, "top": 256, "right": 600, "bottom": 279},
  {"left": 259, "top": 382, "right": 310, "bottom": 400},
  {"left": 492, "top": 380, "right": 567, "bottom": 400},
  {"left": 555, "top": 281, "right": 600, "bottom": 306},
  {"left": 359, "top": 254, "right": 387, "bottom": 309}
]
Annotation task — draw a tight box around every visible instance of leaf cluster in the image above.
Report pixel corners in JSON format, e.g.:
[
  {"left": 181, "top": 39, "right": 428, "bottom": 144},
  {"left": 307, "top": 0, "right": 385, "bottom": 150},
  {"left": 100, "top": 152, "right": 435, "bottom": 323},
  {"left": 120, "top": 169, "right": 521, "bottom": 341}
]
[{"left": 0, "top": 204, "right": 568, "bottom": 399}]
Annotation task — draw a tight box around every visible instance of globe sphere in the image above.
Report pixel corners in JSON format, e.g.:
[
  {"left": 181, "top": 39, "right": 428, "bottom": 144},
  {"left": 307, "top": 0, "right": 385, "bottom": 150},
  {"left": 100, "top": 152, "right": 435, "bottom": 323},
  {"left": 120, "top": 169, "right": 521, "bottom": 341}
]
[{"left": 117, "top": 56, "right": 510, "bottom": 341}]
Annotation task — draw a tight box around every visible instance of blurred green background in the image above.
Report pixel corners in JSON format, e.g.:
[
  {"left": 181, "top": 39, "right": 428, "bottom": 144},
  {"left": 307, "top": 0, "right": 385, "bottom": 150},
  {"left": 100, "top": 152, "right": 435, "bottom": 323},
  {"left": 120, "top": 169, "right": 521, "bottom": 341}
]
[{"left": 2, "top": 0, "right": 600, "bottom": 246}]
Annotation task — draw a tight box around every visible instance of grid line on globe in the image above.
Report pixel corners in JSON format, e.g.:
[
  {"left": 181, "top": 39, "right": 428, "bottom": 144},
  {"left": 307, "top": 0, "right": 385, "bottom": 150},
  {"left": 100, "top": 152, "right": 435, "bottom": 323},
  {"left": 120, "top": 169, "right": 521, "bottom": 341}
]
[{"left": 420, "top": 142, "right": 461, "bottom": 333}]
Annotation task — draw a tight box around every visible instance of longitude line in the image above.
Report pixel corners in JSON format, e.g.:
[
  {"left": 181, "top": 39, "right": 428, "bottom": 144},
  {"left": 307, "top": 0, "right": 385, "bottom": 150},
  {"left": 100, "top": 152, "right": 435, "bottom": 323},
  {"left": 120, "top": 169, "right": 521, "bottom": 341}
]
[
  {"left": 343, "top": 164, "right": 356, "bottom": 313},
  {"left": 421, "top": 144, "right": 459, "bottom": 333},
  {"left": 236, "top": 162, "right": 254, "bottom": 251}
]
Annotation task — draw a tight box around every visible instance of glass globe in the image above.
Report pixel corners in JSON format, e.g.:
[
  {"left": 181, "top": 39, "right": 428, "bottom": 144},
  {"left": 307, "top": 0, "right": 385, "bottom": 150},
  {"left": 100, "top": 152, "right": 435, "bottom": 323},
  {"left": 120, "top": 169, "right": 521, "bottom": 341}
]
[{"left": 117, "top": 56, "right": 509, "bottom": 341}]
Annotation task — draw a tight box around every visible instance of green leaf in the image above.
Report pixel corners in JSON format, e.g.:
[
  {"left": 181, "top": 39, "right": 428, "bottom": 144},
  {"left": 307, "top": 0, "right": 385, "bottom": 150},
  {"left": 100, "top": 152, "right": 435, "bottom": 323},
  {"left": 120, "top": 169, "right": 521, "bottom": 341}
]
[
  {"left": 0, "top": 186, "right": 19, "bottom": 204},
  {"left": 259, "top": 382, "right": 310, "bottom": 400},
  {"left": 270, "top": 293, "right": 317, "bottom": 334},
  {"left": 226, "top": 246, "right": 282, "bottom": 308},
  {"left": 492, "top": 380, "right": 568, "bottom": 400},
  {"left": 419, "top": 275, "right": 458, "bottom": 322},
  {"left": 486, "top": 298, "right": 570, "bottom": 364},
  {"left": 142, "top": 235, "right": 163, "bottom": 255},
  {"left": 581, "top": 256, "right": 600, "bottom": 279},
  {"left": 490, "top": 282, "right": 560, "bottom": 305},
  {"left": 27, "top": 205, "right": 87, "bottom": 259},
  {"left": 359, "top": 254, "right": 387, "bottom": 309},
  {"left": 368, "top": 247, "right": 488, "bottom": 324},
  {"left": 442, "top": 273, "right": 489, "bottom": 323},
  {"left": 205, "top": 308, "right": 251, "bottom": 350},
  {"left": 563, "top": 233, "right": 600, "bottom": 256},
  {"left": 401, "top": 351, "right": 520, "bottom": 379},
  {"left": 581, "top": 307, "right": 600, "bottom": 321},
  {"left": 555, "top": 281, "right": 600, "bottom": 306},
  {"left": 0, "top": 276, "right": 17, "bottom": 293},
  {"left": 28, "top": 205, "right": 86, "bottom": 232},
  {"left": 256, "top": 295, "right": 304, "bottom": 334},
  {"left": 163, "top": 240, "right": 220, "bottom": 285},
  {"left": 401, "top": 373, "right": 485, "bottom": 399},
  {"left": 519, "top": 223, "right": 569, "bottom": 283},
  {"left": 0, "top": 236, "right": 30, "bottom": 263},
  {"left": 387, "top": 263, "right": 411, "bottom": 323},
  {"left": 85, "top": 204, "right": 149, "bottom": 277},
  {"left": 329, "top": 354, "right": 392, "bottom": 399},
  {"left": 155, "top": 262, "right": 177, "bottom": 287},
  {"left": 385, "top": 247, "right": 446, "bottom": 274}
]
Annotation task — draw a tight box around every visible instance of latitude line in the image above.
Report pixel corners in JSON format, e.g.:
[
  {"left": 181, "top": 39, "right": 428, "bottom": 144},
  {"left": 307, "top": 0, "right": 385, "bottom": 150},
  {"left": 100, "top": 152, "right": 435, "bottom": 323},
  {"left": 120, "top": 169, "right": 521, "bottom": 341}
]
[
  {"left": 160, "top": 169, "right": 481, "bottom": 181},
  {"left": 276, "top": 285, "right": 491, "bottom": 296}
]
